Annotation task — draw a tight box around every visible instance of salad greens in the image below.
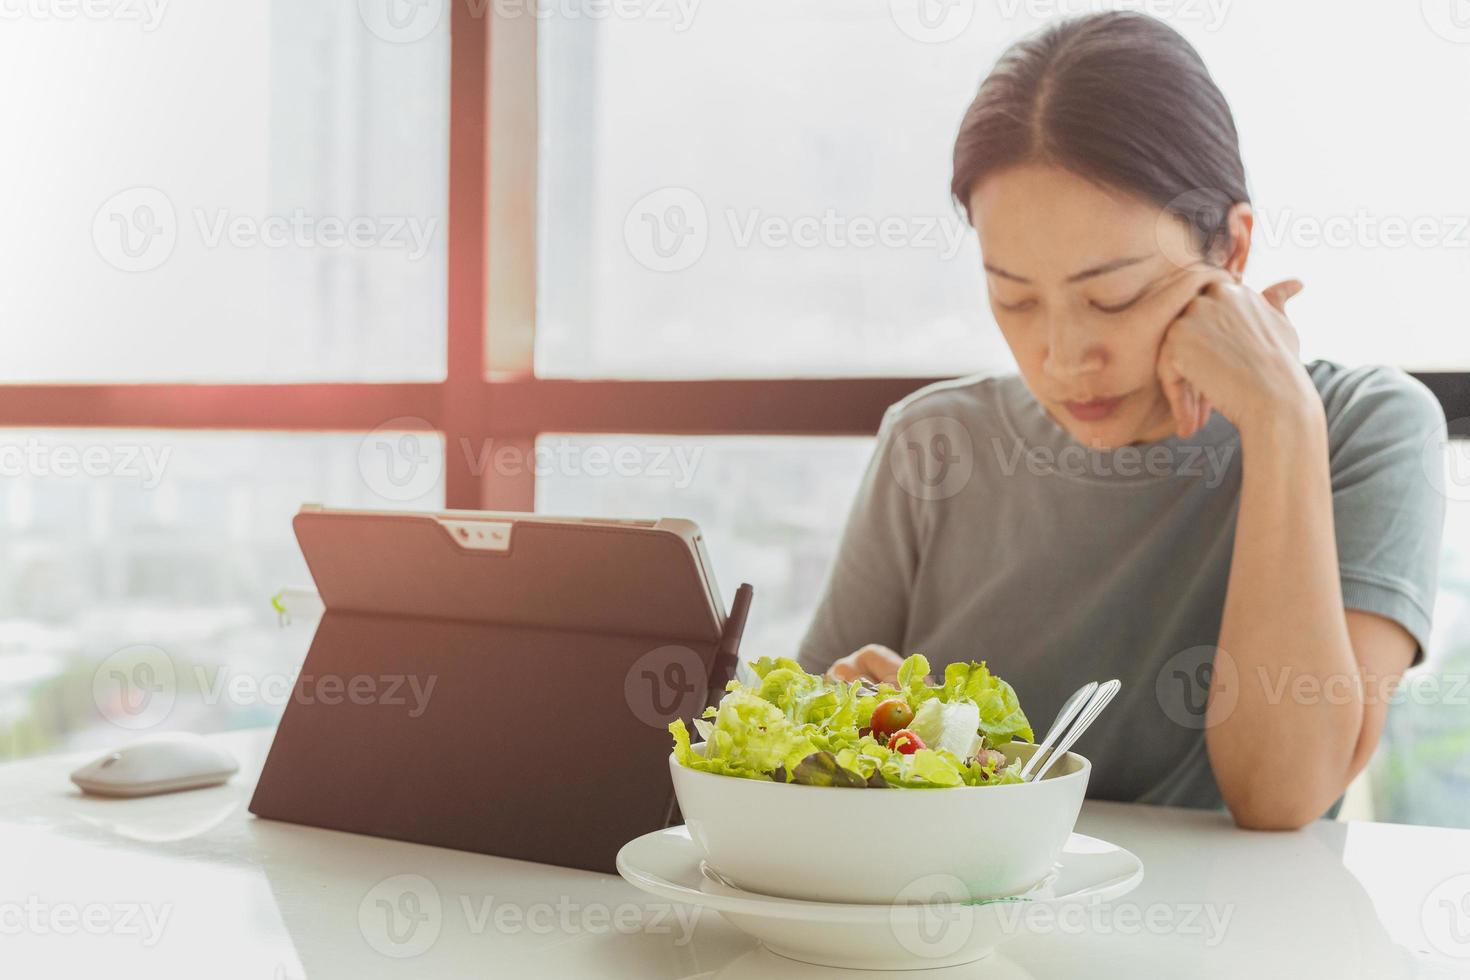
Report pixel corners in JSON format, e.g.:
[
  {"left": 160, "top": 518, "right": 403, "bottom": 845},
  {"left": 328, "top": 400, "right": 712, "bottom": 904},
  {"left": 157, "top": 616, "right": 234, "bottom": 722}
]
[{"left": 669, "top": 654, "right": 1034, "bottom": 789}]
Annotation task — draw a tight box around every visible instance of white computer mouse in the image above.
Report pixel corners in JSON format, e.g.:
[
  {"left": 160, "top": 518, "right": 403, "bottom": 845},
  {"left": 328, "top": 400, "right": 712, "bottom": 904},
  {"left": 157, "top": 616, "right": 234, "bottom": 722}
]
[{"left": 70, "top": 733, "right": 239, "bottom": 798}]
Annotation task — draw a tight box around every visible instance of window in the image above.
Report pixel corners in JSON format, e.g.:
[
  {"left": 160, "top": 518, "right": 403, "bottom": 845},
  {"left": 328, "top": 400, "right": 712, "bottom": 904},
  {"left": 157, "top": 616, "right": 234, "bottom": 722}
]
[
  {"left": 0, "top": 1, "right": 448, "bottom": 381},
  {"left": 535, "top": 1, "right": 1470, "bottom": 378},
  {"left": 535, "top": 1, "right": 1012, "bottom": 379},
  {"left": 0, "top": 430, "right": 442, "bottom": 757},
  {"left": 1373, "top": 442, "right": 1470, "bottom": 825},
  {"left": 535, "top": 435, "right": 874, "bottom": 656},
  {"left": 4, "top": 1, "right": 1469, "bottom": 833}
]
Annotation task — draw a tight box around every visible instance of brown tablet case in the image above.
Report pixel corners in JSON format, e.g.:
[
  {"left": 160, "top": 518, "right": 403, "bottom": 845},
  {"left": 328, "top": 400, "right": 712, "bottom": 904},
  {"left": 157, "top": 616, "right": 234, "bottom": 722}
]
[{"left": 249, "top": 508, "right": 749, "bottom": 874}]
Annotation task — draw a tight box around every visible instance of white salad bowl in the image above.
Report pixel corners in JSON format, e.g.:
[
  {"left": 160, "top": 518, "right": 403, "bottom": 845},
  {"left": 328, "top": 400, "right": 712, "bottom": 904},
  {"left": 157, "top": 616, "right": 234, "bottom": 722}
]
[{"left": 670, "top": 740, "right": 1089, "bottom": 905}]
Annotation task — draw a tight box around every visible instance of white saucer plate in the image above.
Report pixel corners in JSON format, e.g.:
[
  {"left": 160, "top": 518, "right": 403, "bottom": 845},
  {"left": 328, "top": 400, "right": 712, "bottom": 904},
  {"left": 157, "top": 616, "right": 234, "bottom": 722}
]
[{"left": 616, "top": 827, "right": 1143, "bottom": 971}]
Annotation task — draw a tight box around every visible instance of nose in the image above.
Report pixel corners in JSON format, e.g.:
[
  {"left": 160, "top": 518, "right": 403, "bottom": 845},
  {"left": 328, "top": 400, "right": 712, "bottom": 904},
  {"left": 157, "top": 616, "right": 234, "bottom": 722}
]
[{"left": 1041, "top": 315, "right": 1107, "bottom": 380}]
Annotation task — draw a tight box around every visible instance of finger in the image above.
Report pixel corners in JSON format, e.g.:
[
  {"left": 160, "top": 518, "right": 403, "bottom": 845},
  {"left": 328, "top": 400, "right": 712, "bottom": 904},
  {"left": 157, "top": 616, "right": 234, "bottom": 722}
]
[
  {"left": 1155, "top": 327, "right": 1189, "bottom": 436},
  {"left": 1164, "top": 380, "right": 1190, "bottom": 439},
  {"left": 1157, "top": 363, "right": 1190, "bottom": 439},
  {"left": 856, "top": 646, "right": 903, "bottom": 685},
  {"left": 829, "top": 646, "right": 902, "bottom": 685},
  {"left": 1195, "top": 391, "right": 1211, "bottom": 435},
  {"left": 1183, "top": 385, "right": 1199, "bottom": 437},
  {"left": 1197, "top": 271, "right": 1237, "bottom": 298},
  {"left": 1261, "top": 279, "right": 1304, "bottom": 313}
]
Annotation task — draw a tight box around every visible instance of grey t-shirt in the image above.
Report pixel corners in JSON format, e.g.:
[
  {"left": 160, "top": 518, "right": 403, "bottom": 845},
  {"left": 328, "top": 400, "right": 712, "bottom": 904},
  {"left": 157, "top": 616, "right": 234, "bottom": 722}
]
[{"left": 797, "top": 361, "right": 1446, "bottom": 812}]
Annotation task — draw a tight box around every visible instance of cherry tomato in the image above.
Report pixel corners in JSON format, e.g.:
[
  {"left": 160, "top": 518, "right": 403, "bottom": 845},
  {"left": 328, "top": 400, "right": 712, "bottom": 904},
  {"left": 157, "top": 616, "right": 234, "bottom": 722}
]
[
  {"left": 887, "top": 729, "right": 925, "bottom": 754},
  {"left": 869, "top": 698, "right": 915, "bottom": 739}
]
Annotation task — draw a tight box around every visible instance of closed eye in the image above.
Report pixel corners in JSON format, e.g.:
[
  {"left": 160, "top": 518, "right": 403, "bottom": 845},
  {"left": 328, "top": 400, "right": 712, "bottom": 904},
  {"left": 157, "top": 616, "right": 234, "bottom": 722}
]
[
  {"left": 995, "top": 298, "right": 1037, "bottom": 313},
  {"left": 1090, "top": 292, "right": 1144, "bottom": 315}
]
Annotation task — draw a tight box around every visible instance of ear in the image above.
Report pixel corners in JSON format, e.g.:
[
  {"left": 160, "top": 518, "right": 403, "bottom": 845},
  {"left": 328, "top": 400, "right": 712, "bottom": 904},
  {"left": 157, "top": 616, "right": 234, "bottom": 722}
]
[{"left": 1221, "top": 202, "right": 1253, "bottom": 280}]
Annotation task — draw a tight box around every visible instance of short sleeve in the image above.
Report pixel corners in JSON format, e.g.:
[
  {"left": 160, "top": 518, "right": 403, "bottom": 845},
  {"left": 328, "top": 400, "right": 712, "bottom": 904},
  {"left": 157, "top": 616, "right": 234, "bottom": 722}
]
[
  {"left": 1319, "top": 364, "right": 1448, "bottom": 662},
  {"left": 796, "top": 404, "right": 922, "bottom": 674}
]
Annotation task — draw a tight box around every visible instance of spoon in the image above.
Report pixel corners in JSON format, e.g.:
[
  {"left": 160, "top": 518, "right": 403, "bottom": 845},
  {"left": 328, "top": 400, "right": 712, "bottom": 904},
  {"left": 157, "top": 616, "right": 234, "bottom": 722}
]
[
  {"left": 1029, "top": 679, "right": 1122, "bottom": 783},
  {"left": 1019, "top": 681, "right": 1096, "bottom": 782}
]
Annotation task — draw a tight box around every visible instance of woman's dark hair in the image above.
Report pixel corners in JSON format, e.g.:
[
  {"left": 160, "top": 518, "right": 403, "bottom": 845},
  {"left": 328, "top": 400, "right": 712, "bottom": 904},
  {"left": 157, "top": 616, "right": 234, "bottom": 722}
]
[{"left": 951, "top": 11, "right": 1248, "bottom": 259}]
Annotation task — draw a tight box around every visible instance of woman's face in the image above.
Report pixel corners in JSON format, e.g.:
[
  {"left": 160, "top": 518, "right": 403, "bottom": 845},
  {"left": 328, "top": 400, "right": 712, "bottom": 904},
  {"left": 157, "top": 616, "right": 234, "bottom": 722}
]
[{"left": 970, "top": 163, "right": 1221, "bottom": 449}]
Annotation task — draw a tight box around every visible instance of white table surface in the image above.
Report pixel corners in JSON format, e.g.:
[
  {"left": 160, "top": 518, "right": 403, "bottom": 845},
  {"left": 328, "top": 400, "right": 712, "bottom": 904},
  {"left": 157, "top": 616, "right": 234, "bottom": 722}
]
[{"left": 3, "top": 728, "right": 1469, "bottom": 979}]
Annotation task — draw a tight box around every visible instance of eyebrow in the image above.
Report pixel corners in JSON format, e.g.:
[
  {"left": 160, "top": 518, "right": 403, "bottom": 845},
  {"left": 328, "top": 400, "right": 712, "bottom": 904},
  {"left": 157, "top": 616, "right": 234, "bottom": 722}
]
[{"left": 983, "top": 254, "right": 1153, "bottom": 285}]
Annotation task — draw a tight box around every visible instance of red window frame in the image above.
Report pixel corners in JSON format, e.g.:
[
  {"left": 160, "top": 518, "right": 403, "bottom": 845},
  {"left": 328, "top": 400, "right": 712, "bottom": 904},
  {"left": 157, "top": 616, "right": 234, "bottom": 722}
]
[{"left": 2, "top": 10, "right": 1464, "bottom": 510}]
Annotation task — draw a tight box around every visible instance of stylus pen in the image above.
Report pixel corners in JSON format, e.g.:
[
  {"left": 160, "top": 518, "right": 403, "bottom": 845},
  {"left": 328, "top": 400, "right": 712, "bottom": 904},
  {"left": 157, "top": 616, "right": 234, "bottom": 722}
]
[{"left": 706, "top": 582, "right": 754, "bottom": 710}]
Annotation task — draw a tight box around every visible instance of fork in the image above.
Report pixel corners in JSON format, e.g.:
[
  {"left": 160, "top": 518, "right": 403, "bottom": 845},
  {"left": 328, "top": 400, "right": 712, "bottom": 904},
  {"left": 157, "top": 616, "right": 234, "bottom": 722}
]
[{"left": 1021, "top": 679, "right": 1121, "bottom": 782}]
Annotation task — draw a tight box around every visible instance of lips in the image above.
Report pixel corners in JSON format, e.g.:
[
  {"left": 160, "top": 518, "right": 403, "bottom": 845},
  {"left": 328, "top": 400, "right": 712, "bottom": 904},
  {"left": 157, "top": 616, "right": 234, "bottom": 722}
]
[{"left": 1062, "top": 395, "right": 1126, "bottom": 422}]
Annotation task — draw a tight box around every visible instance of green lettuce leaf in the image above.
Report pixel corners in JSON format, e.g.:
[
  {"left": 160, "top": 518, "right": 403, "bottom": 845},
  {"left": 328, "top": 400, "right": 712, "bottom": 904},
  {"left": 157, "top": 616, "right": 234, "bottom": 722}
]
[
  {"left": 940, "top": 660, "right": 1034, "bottom": 744},
  {"left": 670, "top": 652, "right": 1035, "bottom": 788},
  {"left": 791, "top": 751, "right": 870, "bottom": 788}
]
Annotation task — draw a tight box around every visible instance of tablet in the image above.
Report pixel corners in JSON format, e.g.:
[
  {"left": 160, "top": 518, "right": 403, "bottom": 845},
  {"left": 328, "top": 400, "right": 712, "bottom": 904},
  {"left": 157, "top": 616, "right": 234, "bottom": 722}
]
[{"left": 249, "top": 506, "right": 750, "bottom": 873}]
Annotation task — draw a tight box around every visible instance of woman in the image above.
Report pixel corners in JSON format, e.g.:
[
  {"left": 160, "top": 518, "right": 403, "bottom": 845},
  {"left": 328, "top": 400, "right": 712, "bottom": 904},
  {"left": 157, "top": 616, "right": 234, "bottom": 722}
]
[{"left": 796, "top": 12, "right": 1446, "bottom": 830}]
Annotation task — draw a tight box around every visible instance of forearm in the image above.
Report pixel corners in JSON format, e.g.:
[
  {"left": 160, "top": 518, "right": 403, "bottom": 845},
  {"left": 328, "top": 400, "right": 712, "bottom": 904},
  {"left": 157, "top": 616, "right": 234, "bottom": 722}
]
[{"left": 1207, "top": 388, "right": 1362, "bottom": 829}]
